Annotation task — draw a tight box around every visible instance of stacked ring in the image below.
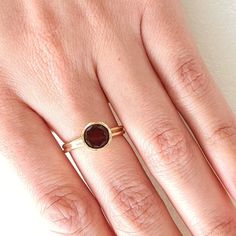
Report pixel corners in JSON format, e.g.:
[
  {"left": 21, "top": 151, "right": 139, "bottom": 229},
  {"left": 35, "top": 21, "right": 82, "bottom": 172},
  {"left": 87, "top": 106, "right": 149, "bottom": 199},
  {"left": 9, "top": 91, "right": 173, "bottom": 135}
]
[{"left": 63, "top": 122, "right": 125, "bottom": 153}]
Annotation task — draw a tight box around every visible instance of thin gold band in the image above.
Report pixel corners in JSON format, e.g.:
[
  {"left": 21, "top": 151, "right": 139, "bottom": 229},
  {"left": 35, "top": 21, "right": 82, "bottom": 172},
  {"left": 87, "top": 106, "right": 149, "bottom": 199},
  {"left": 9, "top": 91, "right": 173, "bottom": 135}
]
[{"left": 63, "top": 123, "right": 125, "bottom": 153}]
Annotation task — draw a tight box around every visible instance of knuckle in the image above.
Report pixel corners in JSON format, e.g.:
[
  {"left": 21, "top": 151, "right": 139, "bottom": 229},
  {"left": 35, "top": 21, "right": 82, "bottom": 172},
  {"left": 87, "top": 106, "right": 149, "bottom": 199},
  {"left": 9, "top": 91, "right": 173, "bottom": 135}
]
[
  {"left": 205, "top": 217, "right": 236, "bottom": 236},
  {"left": 145, "top": 121, "right": 190, "bottom": 167},
  {"left": 40, "top": 186, "right": 94, "bottom": 235},
  {"left": 29, "top": 26, "right": 95, "bottom": 102},
  {"left": 173, "top": 56, "right": 209, "bottom": 99},
  {"left": 142, "top": 119, "right": 196, "bottom": 181},
  {"left": 110, "top": 178, "right": 159, "bottom": 232},
  {"left": 153, "top": 128, "right": 187, "bottom": 159},
  {"left": 32, "top": 33, "right": 69, "bottom": 81},
  {"left": 207, "top": 121, "right": 236, "bottom": 145},
  {"left": 28, "top": 24, "right": 74, "bottom": 88}
]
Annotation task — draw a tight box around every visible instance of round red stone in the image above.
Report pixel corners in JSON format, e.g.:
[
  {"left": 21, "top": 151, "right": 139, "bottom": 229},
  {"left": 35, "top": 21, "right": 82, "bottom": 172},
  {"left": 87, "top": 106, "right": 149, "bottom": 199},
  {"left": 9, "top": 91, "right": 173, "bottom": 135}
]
[{"left": 84, "top": 124, "right": 110, "bottom": 149}]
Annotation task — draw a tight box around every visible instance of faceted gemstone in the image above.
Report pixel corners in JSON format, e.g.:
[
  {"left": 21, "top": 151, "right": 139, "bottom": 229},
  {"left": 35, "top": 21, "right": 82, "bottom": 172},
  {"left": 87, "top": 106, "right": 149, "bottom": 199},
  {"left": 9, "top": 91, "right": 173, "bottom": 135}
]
[{"left": 84, "top": 124, "right": 110, "bottom": 149}]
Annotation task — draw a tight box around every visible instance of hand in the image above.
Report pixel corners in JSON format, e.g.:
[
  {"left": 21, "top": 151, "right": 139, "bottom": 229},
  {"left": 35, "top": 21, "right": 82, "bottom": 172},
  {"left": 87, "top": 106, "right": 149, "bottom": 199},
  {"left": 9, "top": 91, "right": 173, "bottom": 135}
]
[{"left": 0, "top": 0, "right": 236, "bottom": 235}]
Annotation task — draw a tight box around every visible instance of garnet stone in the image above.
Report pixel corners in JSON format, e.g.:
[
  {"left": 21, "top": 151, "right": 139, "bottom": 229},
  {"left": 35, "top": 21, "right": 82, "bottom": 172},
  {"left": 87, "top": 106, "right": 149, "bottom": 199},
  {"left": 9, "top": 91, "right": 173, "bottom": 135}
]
[{"left": 84, "top": 123, "right": 110, "bottom": 149}]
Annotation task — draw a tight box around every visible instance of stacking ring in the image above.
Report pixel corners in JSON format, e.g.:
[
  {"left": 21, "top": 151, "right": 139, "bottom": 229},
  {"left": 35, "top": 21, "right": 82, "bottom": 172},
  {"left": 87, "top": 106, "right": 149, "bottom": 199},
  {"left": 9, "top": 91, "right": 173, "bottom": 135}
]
[{"left": 63, "top": 122, "right": 125, "bottom": 153}]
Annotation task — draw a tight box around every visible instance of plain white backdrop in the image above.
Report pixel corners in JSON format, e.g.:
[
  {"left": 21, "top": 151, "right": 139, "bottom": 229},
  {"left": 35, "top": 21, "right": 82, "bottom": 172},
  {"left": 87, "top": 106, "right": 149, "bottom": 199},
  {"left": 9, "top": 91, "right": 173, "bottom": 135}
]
[{"left": 0, "top": 1, "right": 236, "bottom": 235}]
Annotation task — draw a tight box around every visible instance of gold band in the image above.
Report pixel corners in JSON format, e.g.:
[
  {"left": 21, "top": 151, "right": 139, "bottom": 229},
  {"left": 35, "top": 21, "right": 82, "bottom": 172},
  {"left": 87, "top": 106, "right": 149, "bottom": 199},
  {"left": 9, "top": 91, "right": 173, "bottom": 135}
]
[{"left": 62, "top": 122, "right": 125, "bottom": 153}]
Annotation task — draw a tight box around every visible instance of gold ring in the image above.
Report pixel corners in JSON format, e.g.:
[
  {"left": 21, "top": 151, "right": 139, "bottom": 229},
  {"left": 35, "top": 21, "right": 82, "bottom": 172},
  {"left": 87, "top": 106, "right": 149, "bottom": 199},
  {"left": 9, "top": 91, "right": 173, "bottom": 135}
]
[{"left": 63, "top": 122, "right": 125, "bottom": 153}]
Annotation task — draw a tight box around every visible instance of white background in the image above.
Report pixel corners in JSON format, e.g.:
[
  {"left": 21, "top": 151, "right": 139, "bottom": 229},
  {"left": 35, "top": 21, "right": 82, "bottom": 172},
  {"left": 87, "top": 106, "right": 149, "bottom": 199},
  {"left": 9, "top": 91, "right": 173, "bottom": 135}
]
[{"left": 0, "top": 1, "right": 236, "bottom": 235}]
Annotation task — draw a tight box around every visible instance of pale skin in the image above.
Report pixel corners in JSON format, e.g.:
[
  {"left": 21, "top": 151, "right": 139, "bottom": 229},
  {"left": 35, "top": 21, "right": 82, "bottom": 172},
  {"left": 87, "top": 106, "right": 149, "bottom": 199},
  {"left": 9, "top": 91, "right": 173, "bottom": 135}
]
[{"left": 0, "top": 0, "right": 236, "bottom": 235}]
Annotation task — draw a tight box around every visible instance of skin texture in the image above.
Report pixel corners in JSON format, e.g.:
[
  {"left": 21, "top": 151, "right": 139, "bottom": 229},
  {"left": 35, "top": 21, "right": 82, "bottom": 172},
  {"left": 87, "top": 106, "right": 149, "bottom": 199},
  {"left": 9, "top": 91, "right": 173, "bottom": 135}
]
[{"left": 0, "top": 0, "right": 236, "bottom": 235}]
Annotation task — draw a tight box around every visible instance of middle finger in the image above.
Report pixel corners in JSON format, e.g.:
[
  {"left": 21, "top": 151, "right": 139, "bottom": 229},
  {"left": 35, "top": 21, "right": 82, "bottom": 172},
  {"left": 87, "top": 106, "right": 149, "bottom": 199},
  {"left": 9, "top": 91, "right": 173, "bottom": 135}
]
[{"left": 98, "top": 39, "right": 236, "bottom": 235}]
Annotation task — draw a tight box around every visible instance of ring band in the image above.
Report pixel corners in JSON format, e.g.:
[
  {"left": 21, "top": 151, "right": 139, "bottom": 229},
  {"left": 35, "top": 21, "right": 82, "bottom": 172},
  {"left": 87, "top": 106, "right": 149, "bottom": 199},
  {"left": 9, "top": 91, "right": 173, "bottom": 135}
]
[{"left": 63, "top": 122, "right": 125, "bottom": 153}]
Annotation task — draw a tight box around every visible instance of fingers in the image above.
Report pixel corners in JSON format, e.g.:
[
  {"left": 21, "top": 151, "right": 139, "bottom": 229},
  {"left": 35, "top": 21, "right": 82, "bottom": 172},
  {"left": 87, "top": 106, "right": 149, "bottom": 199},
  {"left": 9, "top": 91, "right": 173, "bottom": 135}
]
[
  {"left": 97, "top": 35, "right": 236, "bottom": 235},
  {"left": 47, "top": 77, "right": 180, "bottom": 235},
  {"left": 141, "top": 0, "right": 236, "bottom": 200},
  {"left": 0, "top": 96, "right": 113, "bottom": 236}
]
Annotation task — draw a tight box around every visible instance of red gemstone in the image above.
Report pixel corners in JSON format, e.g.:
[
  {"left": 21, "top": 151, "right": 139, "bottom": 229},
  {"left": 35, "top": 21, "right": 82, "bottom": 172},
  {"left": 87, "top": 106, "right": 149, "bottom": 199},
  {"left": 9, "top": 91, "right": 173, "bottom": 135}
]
[{"left": 84, "top": 124, "right": 110, "bottom": 149}]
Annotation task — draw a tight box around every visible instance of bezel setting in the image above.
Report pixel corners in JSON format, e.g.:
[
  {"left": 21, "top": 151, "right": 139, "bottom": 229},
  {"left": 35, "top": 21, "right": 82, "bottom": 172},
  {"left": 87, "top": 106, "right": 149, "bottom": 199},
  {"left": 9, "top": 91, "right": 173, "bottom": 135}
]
[{"left": 81, "top": 122, "right": 112, "bottom": 150}]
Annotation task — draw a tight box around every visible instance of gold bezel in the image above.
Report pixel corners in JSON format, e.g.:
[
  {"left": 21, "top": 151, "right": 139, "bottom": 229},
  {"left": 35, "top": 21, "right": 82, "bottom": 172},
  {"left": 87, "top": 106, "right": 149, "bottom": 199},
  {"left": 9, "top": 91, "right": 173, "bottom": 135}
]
[{"left": 81, "top": 121, "right": 112, "bottom": 150}]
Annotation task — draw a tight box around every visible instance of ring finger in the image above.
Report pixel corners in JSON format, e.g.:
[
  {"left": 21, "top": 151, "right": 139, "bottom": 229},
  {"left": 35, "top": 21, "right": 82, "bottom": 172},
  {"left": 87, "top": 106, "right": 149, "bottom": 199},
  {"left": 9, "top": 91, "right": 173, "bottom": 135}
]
[
  {"left": 0, "top": 94, "right": 112, "bottom": 236},
  {"left": 46, "top": 75, "right": 180, "bottom": 235}
]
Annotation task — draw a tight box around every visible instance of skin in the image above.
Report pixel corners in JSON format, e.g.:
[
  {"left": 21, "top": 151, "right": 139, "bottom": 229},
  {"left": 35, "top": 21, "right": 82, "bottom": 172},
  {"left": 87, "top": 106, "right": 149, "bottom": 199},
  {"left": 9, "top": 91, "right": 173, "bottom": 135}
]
[{"left": 0, "top": 0, "right": 236, "bottom": 235}]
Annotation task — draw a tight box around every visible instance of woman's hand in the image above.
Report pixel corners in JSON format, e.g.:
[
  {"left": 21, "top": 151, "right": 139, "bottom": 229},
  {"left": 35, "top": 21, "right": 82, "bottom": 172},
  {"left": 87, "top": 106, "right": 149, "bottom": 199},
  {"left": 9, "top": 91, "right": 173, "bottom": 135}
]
[{"left": 0, "top": 0, "right": 236, "bottom": 235}]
